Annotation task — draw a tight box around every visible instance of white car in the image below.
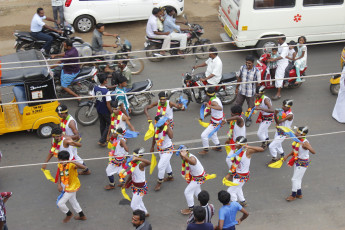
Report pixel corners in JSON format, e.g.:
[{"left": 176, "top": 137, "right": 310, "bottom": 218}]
[{"left": 64, "top": 0, "right": 185, "bottom": 33}]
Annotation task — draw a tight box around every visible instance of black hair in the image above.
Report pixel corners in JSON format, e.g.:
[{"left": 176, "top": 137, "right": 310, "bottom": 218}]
[
  {"left": 231, "top": 105, "right": 242, "bottom": 114},
  {"left": 96, "top": 23, "right": 105, "bottom": 29},
  {"left": 133, "top": 147, "right": 145, "bottom": 157},
  {"left": 198, "top": 190, "right": 210, "bottom": 206},
  {"left": 116, "top": 127, "right": 124, "bottom": 135},
  {"left": 166, "top": 6, "right": 174, "bottom": 14},
  {"left": 64, "top": 39, "right": 73, "bottom": 47},
  {"left": 298, "top": 126, "right": 309, "bottom": 135},
  {"left": 235, "top": 136, "right": 247, "bottom": 144},
  {"left": 133, "top": 209, "right": 145, "bottom": 221},
  {"left": 256, "top": 85, "right": 265, "bottom": 94},
  {"left": 155, "top": 114, "right": 163, "bottom": 122},
  {"left": 209, "top": 47, "right": 218, "bottom": 56},
  {"left": 280, "top": 36, "right": 286, "bottom": 42},
  {"left": 152, "top": 7, "right": 160, "bottom": 15},
  {"left": 52, "top": 126, "right": 63, "bottom": 135},
  {"left": 245, "top": 55, "right": 254, "bottom": 63},
  {"left": 37, "top": 8, "right": 43, "bottom": 14},
  {"left": 272, "top": 48, "right": 278, "bottom": 52},
  {"left": 98, "top": 73, "right": 108, "bottom": 84},
  {"left": 55, "top": 104, "right": 68, "bottom": 113},
  {"left": 110, "top": 100, "right": 119, "bottom": 108},
  {"left": 158, "top": 91, "right": 167, "bottom": 98},
  {"left": 283, "top": 99, "right": 293, "bottom": 107},
  {"left": 117, "top": 76, "right": 128, "bottom": 84},
  {"left": 193, "top": 206, "right": 206, "bottom": 222},
  {"left": 298, "top": 36, "right": 307, "bottom": 43},
  {"left": 288, "top": 40, "right": 296, "bottom": 46},
  {"left": 58, "top": 150, "right": 70, "bottom": 161},
  {"left": 206, "top": 87, "right": 216, "bottom": 94},
  {"left": 218, "top": 190, "right": 231, "bottom": 205},
  {"left": 120, "top": 60, "right": 128, "bottom": 65}
]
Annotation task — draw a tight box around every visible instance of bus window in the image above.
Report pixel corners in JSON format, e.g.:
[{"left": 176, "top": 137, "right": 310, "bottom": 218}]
[
  {"left": 303, "top": 0, "right": 343, "bottom": 6},
  {"left": 254, "top": 0, "right": 295, "bottom": 9}
]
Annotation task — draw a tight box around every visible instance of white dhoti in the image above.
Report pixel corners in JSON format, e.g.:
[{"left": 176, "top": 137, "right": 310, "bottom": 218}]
[
  {"left": 57, "top": 191, "right": 82, "bottom": 214},
  {"left": 226, "top": 149, "right": 234, "bottom": 169},
  {"left": 106, "top": 164, "right": 123, "bottom": 177},
  {"left": 257, "top": 121, "right": 272, "bottom": 141},
  {"left": 275, "top": 62, "right": 289, "bottom": 88},
  {"left": 157, "top": 152, "right": 173, "bottom": 180},
  {"left": 227, "top": 178, "right": 246, "bottom": 202},
  {"left": 131, "top": 193, "right": 147, "bottom": 214},
  {"left": 269, "top": 132, "right": 286, "bottom": 158},
  {"left": 170, "top": 32, "right": 187, "bottom": 50},
  {"left": 332, "top": 68, "right": 345, "bottom": 123},
  {"left": 184, "top": 181, "right": 202, "bottom": 208},
  {"left": 201, "top": 124, "right": 220, "bottom": 148},
  {"left": 291, "top": 164, "right": 307, "bottom": 192}
]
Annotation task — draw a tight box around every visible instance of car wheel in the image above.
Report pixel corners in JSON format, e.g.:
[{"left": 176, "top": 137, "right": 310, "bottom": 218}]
[
  {"left": 37, "top": 123, "right": 54, "bottom": 138},
  {"left": 256, "top": 37, "right": 279, "bottom": 56},
  {"left": 74, "top": 15, "right": 95, "bottom": 33}
]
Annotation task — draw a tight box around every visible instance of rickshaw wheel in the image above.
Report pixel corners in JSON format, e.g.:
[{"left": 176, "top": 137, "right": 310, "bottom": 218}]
[{"left": 37, "top": 123, "right": 54, "bottom": 138}]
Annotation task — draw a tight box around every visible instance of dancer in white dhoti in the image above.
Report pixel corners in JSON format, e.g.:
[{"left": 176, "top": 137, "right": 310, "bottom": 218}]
[{"left": 332, "top": 67, "right": 345, "bottom": 123}]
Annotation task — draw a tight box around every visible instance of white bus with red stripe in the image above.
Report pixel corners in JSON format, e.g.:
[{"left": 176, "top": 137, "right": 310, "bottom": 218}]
[{"left": 218, "top": 0, "right": 345, "bottom": 55}]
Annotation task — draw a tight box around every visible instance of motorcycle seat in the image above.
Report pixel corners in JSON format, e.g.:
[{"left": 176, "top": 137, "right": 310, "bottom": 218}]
[
  {"left": 146, "top": 36, "right": 180, "bottom": 44},
  {"left": 220, "top": 72, "right": 237, "bottom": 83},
  {"left": 17, "top": 31, "right": 36, "bottom": 40},
  {"left": 129, "top": 80, "right": 148, "bottom": 92},
  {"left": 77, "top": 67, "right": 93, "bottom": 76}
]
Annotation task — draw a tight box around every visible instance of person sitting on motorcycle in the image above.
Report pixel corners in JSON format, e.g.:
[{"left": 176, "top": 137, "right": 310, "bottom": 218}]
[
  {"left": 112, "top": 76, "right": 131, "bottom": 118},
  {"left": 51, "top": 39, "right": 81, "bottom": 100},
  {"left": 163, "top": 6, "right": 188, "bottom": 56},
  {"left": 30, "top": 7, "right": 62, "bottom": 56},
  {"left": 118, "top": 61, "right": 132, "bottom": 91},
  {"left": 193, "top": 47, "right": 223, "bottom": 85},
  {"left": 92, "top": 23, "right": 118, "bottom": 72},
  {"left": 146, "top": 7, "right": 171, "bottom": 56}
]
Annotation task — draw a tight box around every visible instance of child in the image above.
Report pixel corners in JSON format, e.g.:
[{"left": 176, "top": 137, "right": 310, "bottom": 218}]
[
  {"left": 57, "top": 150, "right": 87, "bottom": 223},
  {"left": 267, "top": 47, "right": 279, "bottom": 79},
  {"left": 187, "top": 190, "right": 215, "bottom": 224},
  {"left": 294, "top": 36, "right": 307, "bottom": 83},
  {"left": 284, "top": 40, "right": 297, "bottom": 87}
]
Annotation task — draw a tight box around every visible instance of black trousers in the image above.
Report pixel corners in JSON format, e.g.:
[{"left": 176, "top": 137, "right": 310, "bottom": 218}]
[{"left": 98, "top": 113, "right": 111, "bottom": 144}]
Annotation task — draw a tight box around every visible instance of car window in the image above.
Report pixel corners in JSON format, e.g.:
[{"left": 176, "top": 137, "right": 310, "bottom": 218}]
[
  {"left": 254, "top": 0, "right": 295, "bottom": 9},
  {"left": 303, "top": 0, "right": 343, "bottom": 6}
]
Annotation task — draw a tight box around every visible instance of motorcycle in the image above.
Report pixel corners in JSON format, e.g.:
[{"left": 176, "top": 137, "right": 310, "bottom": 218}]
[
  {"left": 13, "top": 23, "right": 84, "bottom": 55},
  {"left": 75, "top": 79, "right": 153, "bottom": 126},
  {"left": 256, "top": 53, "right": 306, "bottom": 89},
  {"left": 75, "top": 36, "right": 144, "bottom": 75},
  {"left": 144, "top": 15, "right": 211, "bottom": 62},
  {"left": 330, "top": 46, "right": 344, "bottom": 95},
  {"left": 168, "top": 63, "right": 237, "bottom": 108},
  {"left": 52, "top": 65, "right": 98, "bottom": 98}
]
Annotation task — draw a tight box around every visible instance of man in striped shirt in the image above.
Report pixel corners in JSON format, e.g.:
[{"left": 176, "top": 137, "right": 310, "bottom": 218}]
[
  {"left": 235, "top": 55, "right": 261, "bottom": 127},
  {"left": 187, "top": 190, "right": 214, "bottom": 224}
]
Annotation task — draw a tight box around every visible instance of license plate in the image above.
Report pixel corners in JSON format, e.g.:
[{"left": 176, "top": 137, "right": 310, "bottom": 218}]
[{"left": 224, "top": 25, "right": 232, "bottom": 38}]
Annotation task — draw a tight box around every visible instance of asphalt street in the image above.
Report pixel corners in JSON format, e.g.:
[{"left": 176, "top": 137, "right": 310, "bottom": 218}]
[{"left": 0, "top": 41, "right": 345, "bottom": 230}]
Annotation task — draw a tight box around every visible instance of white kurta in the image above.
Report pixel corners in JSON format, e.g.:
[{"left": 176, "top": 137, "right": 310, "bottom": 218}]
[{"left": 332, "top": 67, "right": 345, "bottom": 123}]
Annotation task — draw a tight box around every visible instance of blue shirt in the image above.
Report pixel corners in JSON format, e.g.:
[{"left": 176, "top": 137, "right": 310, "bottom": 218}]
[
  {"left": 92, "top": 85, "right": 111, "bottom": 114},
  {"left": 186, "top": 223, "right": 213, "bottom": 230},
  {"left": 163, "top": 14, "right": 181, "bottom": 33},
  {"left": 218, "top": 202, "right": 242, "bottom": 228}
]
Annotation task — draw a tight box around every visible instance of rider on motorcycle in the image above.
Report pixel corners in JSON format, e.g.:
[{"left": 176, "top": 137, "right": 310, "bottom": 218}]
[
  {"left": 193, "top": 47, "right": 223, "bottom": 85},
  {"left": 163, "top": 6, "right": 188, "bottom": 56},
  {"left": 30, "top": 7, "right": 62, "bottom": 56},
  {"left": 51, "top": 39, "right": 81, "bottom": 100}
]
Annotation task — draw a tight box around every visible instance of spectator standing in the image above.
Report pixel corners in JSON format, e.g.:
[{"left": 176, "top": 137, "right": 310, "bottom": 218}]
[
  {"left": 51, "top": 0, "right": 64, "bottom": 27},
  {"left": 113, "top": 76, "right": 131, "bottom": 118},
  {"left": 332, "top": 67, "right": 345, "bottom": 123},
  {"left": 187, "top": 190, "right": 214, "bottom": 224},
  {"left": 215, "top": 190, "right": 249, "bottom": 230},
  {"left": 267, "top": 48, "right": 279, "bottom": 79},
  {"left": 186, "top": 206, "right": 213, "bottom": 230},
  {"left": 283, "top": 41, "right": 297, "bottom": 87},
  {"left": 132, "top": 209, "right": 152, "bottom": 230},
  {"left": 294, "top": 36, "right": 307, "bottom": 83},
  {"left": 0, "top": 192, "right": 12, "bottom": 230}
]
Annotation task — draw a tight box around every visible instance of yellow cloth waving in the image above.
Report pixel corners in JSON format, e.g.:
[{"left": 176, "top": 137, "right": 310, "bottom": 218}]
[
  {"left": 121, "top": 187, "right": 131, "bottom": 201},
  {"left": 222, "top": 177, "right": 239, "bottom": 186},
  {"left": 144, "top": 121, "right": 155, "bottom": 141},
  {"left": 150, "top": 154, "right": 157, "bottom": 175},
  {"left": 199, "top": 119, "right": 209, "bottom": 128},
  {"left": 268, "top": 158, "right": 284, "bottom": 168},
  {"left": 41, "top": 168, "right": 55, "bottom": 183}
]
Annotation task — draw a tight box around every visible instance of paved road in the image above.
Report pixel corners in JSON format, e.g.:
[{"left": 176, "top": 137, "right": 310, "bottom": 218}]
[{"left": 0, "top": 41, "right": 344, "bottom": 230}]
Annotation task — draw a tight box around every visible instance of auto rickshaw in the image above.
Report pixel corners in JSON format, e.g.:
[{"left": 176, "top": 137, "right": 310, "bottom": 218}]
[
  {"left": 330, "top": 46, "right": 345, "bottom": 95},
  {"left": 0, "top": 50, "right": 60, "bottom": 138}
]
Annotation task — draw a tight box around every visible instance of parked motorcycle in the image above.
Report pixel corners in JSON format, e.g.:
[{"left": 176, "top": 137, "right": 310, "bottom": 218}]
[
  {"left": 75, "top": 79, "right": 153, "bottom": 126},
  {"left": 14, "top": 23, "right": 84, "bottom": 55},
  {"left": 330, "top": 46, "right": 344, "bottom": 95},
  {"left": 75, "top": 36, "right": 144, "bottom": 75},
  {"left": 256, "top": 53, "right": 306, "bottom": 89},
  {"left": 52, "top": 65, "right": 98, "bottom": 98},
  {"left": 144, "top": 15, "right": 211, "bottom": 62}
]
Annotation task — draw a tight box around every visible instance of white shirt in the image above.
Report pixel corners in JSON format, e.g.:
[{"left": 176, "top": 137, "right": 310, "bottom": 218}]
[
  {"left": 205, "top": 56, "right": 222, "bottom": 85},
  {"left": 233, "top": 117, "right": 246, "bottom": 141},
  {"left": 277, "top": 42, "right": 289, "bottom": 65},
  {"left": 210, "top": 97, "right": 223, "bottom": 123},
  {"left": 51, "top": 0, "right": 63, "bottom": 6},
  {"left": 259, "top": 96, "right": 273, "bottom": 116},
  {"left": 189, "top": 154, "right": 204, "bottom": 177},
  {"left": 287, "top": 48, "right": 296, "bottom": 60},
  {"left": 158, "top": 100, "right": 173, "bottom": 121},
  {"left": 146, "top": 14, "right": 158, "bottom": 38},
  {"left": 236, "top": 150, "right": 250, "bottom": 174},
  {"left": 30, "top": 14, "right": 46, "bottom": 32},
  {"left": 115, "top": 139, "right": 128, "bottom": 158},
  {"left": 158, "top": 131, "right": 173, "bottom": 150},
  {"left": 59, "top": 137, "right": 75, "bottom": 161},
  {"left": 132, "top": 163, "right": 145, "bottom": 183},
  {"left": 65, "top": 115, "right": 78, "bottom": 136},
  {"left": 298, "top": 139, "right": 310, "bottom": 160},
  {"left": 280, "top": 110, "right": 293, "bottom": 128}
]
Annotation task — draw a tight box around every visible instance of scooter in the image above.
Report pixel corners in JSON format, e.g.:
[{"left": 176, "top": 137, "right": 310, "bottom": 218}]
[
  {"left": 75, "top": 79, "right": 153, "bottom": 126},
  {"left": 256, "top": 53, "right": 306, "bottom": 89},
  {"left": 14, "top": 23, "right": 84, "bottom": 55},
  {"left": 330, "top": 46, "right": 344, "bottom": 95},
  {"left": 52, "top": 65, "right": 98, "bottom": 98},
  {"left": 169, "top": 59, "right": 237, "bottom": 108},
  {"left": 144, "top": 15, "right": 211, "bottom": 62}
]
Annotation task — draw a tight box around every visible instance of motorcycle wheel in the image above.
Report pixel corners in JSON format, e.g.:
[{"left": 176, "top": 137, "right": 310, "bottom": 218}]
[
  {"left": 145, "top": 44, "right": 163, "bottom": 62},
  {"left": 75, "top": 104, "right": 99, "bottom": 126},
  {"left": 129, "top": 94, "right": 152, "bottom": 116},
  {"left": 168, "top": 91, "right": 191, "bottom": 111},
  {"left": 128, "top": 57, "right": 144, "bottom": 75},
  {"left": 330, "top": 84, "right": 340, "bottom": 95},
  {"left": 193, "top": 40, "right": 211, "bottom": 59},
  {"left": 220, "top": 85, "right": 237, "bottom": 105},
  {"left": 15, "top": 42, "right": 32, "bottom": 52}
]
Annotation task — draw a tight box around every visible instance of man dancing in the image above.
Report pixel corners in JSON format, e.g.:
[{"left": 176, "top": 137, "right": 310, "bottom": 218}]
[
  {"left": 105, "top": 128, "right": 129, "bottom": 190},
  {"left": 56, "top": 104, "right": 80, "bottom": 141},
  {"left": 283, "top": 126, "right": 316, "bottom": 201},
  {"left": 150, "top": 115, "right": 174, "bottom": 191},
  {"left": 268, "top": 99, "right": 294, "bottom": 164},
  {"left": 225, "top": 136, "right": 264, "bottom": 207},
  {"left": 199, "top": 88, "right": 224, "bottom": 155}
]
